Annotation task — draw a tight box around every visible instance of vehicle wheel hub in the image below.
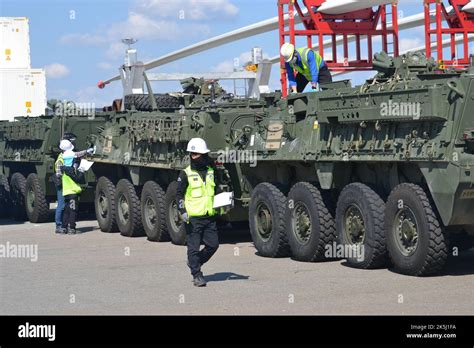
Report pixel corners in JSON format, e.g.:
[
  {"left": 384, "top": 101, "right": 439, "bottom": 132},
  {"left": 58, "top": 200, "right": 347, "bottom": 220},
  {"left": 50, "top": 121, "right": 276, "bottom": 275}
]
[
  {"left": 144, "top": 198, "right": 156, "bottom": 227},
  {"left": 395, "top": 208, "right": 419, "bottom": 256},
  {"left": 344, "top": 204, "right": 365, "bottom": 245},
  {"left": 256, "top": 202, "right": 272, "bottom": 241},
  {"left": 293, "top": 202, "right": 311, "bottom": 244}
]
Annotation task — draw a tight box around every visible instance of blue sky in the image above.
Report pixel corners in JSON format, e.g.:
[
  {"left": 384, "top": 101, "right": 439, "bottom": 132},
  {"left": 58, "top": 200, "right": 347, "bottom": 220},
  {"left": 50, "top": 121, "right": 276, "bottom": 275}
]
[{"left": 1, "top": 0, "right": 434, "bottom": 107}]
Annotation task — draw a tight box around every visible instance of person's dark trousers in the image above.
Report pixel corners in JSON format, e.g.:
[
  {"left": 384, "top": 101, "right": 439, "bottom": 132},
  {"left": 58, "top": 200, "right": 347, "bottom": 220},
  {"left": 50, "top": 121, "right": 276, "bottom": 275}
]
[
  {"left": 296, "top": 65, "right": 333, "bottom": 92},
  {"left": 62, "top": 194, "right": 78, "bottom": 229},
  {"left": 55, "top": 187, "right": 64, "bottom": 228},
  {"left": 186, "top": 216, "right": 219, "bottom": 277}
]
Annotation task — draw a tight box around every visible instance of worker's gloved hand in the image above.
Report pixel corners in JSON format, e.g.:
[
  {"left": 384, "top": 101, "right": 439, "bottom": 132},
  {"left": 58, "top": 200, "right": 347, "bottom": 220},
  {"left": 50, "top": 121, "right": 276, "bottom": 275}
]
[
  {"left": 180, "top": 212, "right": 189, "bottom": 223},
  {"left": 311, "top": 82, "right": 318, "bottom": 90},
  {"left": 86, "top": 147, "right": 95, "bottom": 155}
]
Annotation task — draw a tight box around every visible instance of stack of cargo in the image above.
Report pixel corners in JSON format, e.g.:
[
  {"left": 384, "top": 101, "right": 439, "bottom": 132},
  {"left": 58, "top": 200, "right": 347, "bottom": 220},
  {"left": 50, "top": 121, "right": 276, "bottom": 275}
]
[{"left": 0, "top": 17, "right": 46, "bottom": 121}]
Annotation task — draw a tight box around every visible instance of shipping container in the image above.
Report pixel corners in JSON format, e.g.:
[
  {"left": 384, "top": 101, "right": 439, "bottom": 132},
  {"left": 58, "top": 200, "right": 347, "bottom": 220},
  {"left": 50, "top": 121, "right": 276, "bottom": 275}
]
[
  {"left": 0, "top": 17, "right": 31, "bottom": 69},
  {"left": 0, "top": 69, "right": 47, "bottom": 121}
]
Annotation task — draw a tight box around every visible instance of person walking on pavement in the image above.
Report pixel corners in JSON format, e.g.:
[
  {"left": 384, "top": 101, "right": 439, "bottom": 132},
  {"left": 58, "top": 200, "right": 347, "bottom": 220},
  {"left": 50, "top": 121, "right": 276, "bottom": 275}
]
[
  {"left": 56, "top": 139, "right": 93, "bottom": 235},
  {"left": 176, "top": 138, "right": 222, "bottom": 287},
  {"left": 280, "top": 42, "right": 333, "bottom": 93}
]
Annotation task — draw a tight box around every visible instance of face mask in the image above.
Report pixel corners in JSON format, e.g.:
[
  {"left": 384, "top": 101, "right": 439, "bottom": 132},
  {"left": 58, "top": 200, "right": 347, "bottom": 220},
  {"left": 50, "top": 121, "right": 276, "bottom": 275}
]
[{"left": 191, "top": 155, "right": 209, "bottom": 170}]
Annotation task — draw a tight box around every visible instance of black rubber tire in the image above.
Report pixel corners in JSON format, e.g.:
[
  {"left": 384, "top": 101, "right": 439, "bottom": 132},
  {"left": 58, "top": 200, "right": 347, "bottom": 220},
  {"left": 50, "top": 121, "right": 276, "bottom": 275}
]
[
  {"left": 95, "top": 177, "right": 118, "bottom": 232},
  {"left": 115, "top": 179, "right": 144, "bottom": 237},
  {"left": 286, "top": 182, "right": 336, "bottom": 262},
  {"left": 25, "top": 173, "right": 50, "bottom": 223},
  {"left": 249, "top": 183, "right": 290, "bottom": 258},
  {"left": 124, "top": 94, "right": 181, "bottom": 111},
  {"left": 164, "top": 181, "right": 187, "bottom": 246},
  {"left": 0, "top": 174, "right": 11, "bottom": 218},
  {"left": 141, "top": 181, "right": 170, "bottom": 242},
  {"left": 385, "top": 183, "right": 447, "bottom": 276},
  {"left": 336, "top": 183, "right": 387, "bottom": 269},
  {"left": 10, "top": 173, "right": 27, "bottom": 221}
]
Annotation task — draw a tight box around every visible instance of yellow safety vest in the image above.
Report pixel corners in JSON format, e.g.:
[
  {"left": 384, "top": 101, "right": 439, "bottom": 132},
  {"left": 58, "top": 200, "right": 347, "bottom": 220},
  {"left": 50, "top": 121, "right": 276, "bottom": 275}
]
[
  {"left": 58, "top": 153, "right": 82, "bottom": 196},
  {"left": 62, "top": 174, "right": 82, "bottom": 196},
  {"left": 184, "top": 166, "right": 217, "bottom": 217},
  {"left": 55, "top": 153, "right": 64, "bottom": 170},
  {"left": 291, "top": 47, "right": 323, "bottom": 82}
]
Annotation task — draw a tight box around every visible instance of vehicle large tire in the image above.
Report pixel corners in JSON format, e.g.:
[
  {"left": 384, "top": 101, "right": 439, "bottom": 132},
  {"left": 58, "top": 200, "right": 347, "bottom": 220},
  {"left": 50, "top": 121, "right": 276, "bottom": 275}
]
[
  {"left": 25, "top": 173, "right": 50, "bottom": 223},
  {"left": 286, "top": 182, "right": 336, "bottom": 262},
  {"left": 124, "top": 94, "right": 181, "bottom": 111},
  {"left": 116, "top": 179, "right": 144, "bottom": 237},
  {"left": 95, "top": 177, "right": 118, "bottom": 232},
  {"left": 0, "top": 174, "right": 11, "bottom": 218},
  {"left": 141, "top": 181, "right": 170, "bottom": 242},
  {"left": 385, "top": 183, "right": 448, "bottom": 276},
  {"left": 249, "top": 183, "right": 290, "bottom": 258},
  {"left": 10, "top": 173, "right": 27, "bottom": 221},
  {"left": 336, "top": 183, "right": 387, "bottom": 269},
  {"left": 164, "top": 181, "right": 187, "bottom": 245}
]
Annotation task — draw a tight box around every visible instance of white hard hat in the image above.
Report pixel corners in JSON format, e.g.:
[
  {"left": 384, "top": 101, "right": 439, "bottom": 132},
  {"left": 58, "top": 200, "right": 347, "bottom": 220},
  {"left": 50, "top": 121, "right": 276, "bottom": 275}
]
[
  {"left": 59, "top": 139, "right": 74, "bottom": 151},
  {"left": 187, "top": 138, "right": 210, "bottom": 154},
  {"left": 280, "top": 42, "right": 295, "bottom": 63}
]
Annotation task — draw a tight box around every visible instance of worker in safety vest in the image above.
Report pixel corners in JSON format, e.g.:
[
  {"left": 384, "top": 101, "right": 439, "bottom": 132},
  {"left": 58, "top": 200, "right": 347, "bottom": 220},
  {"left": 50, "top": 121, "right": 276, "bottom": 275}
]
[
  {"left": 54, "top": 151, "right": 65, "bottom": 234},
  {"left": 280, "top": 42, "right": 333, "bottom": 93},
  {"left": 176, "top": 138, "right": 222, "bottom": 287},
  {"left": 56, "top": 139, "right": 93, "bottom": 235}
]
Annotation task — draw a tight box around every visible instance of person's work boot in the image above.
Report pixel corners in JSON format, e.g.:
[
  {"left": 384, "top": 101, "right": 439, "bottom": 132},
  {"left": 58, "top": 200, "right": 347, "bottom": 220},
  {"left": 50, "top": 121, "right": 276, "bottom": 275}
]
[
  {"left": 55, "top": 226, "right": 65, "bottom": 234},
  {"left": 67, "top": 227, "right": 76, "bottom": 235},
  {"left": 193, "top": 273, "right": 207, "bottom": 287}
]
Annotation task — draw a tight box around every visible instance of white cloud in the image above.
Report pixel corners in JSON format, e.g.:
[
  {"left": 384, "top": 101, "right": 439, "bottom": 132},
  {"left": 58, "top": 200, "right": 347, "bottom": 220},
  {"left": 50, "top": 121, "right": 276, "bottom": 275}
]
[
  {"left": 44, "top": 63, "right": 70, "bottom": 79},
  {"left": 213, "top": 51, "right": 269, "bottom": 72},
  {"left": 133, "top": 0, "right": 239, "bottom": 20},
  {"left": 49, "top": 89, "right": 70, "bottom": 99},
  {"left": 59, "top": 33, "right": 107, "bottom": 46},
  {"left": 105, "top": 42, "right": 127, "bottom": 60},
  {"left": 106, "top": 12, "right": 210, "bottom": 43},
  {"left": 58, "top": 0, "right": 236, "bottom": 51},
  {"left": 400, "top": 37, "right": 424, "bottom": 52},
  {"left": 97, "top": 62, "right": 114, "bottom": 70}
]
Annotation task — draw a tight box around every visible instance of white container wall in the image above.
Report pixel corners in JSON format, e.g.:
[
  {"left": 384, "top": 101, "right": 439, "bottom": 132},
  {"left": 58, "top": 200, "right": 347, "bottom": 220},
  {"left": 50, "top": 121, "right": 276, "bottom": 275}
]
[
  {"left": 0, "top": 17, "right": 31, "bottom": 69},
  {"left": 0, "top": 69, "right": 47, "bottom": 121}
]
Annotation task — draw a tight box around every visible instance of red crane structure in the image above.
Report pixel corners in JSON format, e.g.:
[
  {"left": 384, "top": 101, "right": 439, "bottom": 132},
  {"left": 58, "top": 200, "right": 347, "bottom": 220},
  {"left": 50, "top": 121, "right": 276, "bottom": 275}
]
[
  {"left": 277, "top": 0, "right": 400, "bottom": 96},
  {"left": 424, "top": 0, "right": 474, "bottom": 68}
]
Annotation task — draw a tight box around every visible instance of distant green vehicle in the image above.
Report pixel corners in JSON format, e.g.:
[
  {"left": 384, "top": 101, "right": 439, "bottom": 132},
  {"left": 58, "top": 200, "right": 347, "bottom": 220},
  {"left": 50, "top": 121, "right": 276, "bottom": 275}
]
[
  {"left": 0, "top": 113, "right": 109, "bottom": 222},
  {"left": 89, "top": 53, "right": 474, "bottom": 276}
]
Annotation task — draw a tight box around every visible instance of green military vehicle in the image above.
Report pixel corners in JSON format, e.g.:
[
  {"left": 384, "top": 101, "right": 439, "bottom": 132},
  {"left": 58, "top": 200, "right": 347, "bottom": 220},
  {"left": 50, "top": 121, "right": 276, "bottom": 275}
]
[
  {"left": 0, "top": 112, "right": 109, "bottom": 222},
  {"left": 236, "top": 52, "right": 474, "bottom": 276},
  {"left": 90, "top": 53, "right": 473, "bottom": 276},
  {"left": 90, "top": 79, "right": 256, "bottom": 244}
]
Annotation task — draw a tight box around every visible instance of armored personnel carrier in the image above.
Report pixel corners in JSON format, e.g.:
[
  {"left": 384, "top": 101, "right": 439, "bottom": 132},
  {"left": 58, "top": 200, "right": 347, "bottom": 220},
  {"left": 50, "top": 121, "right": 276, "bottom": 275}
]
[
  {"left": 237, "top": 52, "right": 474, "bottom": 276},
  {"left": 90, "top": 78, "right": 261, "bottom": 244},
  {"left": 0, "top": 113, "right": 109, "bottom": 222},
  {"left": 90, "top": 53, "right": 473, "bottom": 276}
]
